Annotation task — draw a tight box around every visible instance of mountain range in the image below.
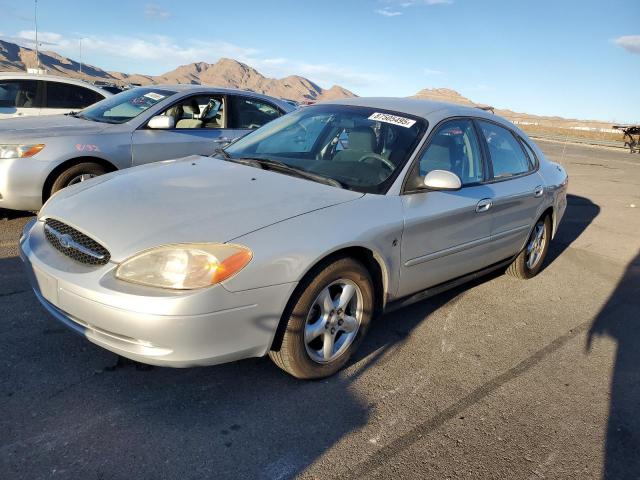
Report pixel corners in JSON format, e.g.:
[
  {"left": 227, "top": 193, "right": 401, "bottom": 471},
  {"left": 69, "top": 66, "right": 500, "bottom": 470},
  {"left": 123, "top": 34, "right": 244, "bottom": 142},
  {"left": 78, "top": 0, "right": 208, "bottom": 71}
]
[
  {"left": 0, "top": 39, "right": 353, "bottom": 102},
  {"left": 0, "top": 38, "right": 613, "bottom": 129}
]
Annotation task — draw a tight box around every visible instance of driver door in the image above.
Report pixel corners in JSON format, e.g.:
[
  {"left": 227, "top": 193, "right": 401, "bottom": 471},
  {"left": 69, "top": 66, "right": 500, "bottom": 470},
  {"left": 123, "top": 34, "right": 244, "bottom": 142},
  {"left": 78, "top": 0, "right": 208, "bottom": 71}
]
[
  {"left": 398, "top": 118, "right": 494, "bottom": 297},
  {"left": 131, "top": 94, "right": 230, "bottom": 166}
]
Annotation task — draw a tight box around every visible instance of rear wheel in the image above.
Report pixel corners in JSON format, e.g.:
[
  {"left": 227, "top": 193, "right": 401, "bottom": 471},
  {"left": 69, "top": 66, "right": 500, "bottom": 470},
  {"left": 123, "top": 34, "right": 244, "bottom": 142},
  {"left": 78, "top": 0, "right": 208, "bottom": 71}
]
[
  {"left": 50, "top": 162, "right": 108, "bottom": 196},
  {"left": 269, "top": 257, "right": 374, "bottom": 379},
  {"left": 506, "top": 215, "right": 551, "bottom": 279}
]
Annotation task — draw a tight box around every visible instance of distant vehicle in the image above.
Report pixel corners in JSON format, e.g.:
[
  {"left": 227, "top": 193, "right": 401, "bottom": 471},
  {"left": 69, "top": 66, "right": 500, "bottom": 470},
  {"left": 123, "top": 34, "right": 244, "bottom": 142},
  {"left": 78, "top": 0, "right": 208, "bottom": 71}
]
[
  {"left": 612, "top": 125, "right": 640, "bottom": 153},
  {"left": 0, "top": 85, "right": 295, "bottom": 211},
  {"left": 20, "top": 98, "right": 568, "bottom": 379},
  {"left": 0, "top": 73, "right": 112, "bottom": 119}
]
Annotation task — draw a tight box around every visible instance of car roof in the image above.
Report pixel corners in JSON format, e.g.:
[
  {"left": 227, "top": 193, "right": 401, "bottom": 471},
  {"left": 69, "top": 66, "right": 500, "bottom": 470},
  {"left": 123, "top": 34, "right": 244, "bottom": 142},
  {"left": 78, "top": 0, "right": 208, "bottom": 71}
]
[
  {"left": 319, "top": 96, "right": 500, "bottom": 122},
  {"left": 0, "top": 72, "right": 114, "bottom": 95},
  {"left": 141, "top": 84, "right": 296, "bottom": 111}
]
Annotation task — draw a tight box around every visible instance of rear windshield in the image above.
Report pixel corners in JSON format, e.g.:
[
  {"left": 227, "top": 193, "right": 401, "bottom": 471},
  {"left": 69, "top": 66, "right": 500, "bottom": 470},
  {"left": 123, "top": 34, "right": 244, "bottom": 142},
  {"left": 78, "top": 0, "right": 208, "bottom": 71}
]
[{"left": 77, "top": 87, "right": 176, "bottom": 124}]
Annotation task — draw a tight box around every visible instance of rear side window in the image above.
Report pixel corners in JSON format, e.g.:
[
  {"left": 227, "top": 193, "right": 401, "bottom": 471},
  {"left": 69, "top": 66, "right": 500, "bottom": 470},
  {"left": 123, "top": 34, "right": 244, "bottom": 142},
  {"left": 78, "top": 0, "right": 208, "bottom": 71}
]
[
  {"left": 0, "top": 80, "right": 38, "bottom": 108},
  {"left": 229, "top": 97, "right": 281, "bottom": 129},
  {"left": 477, "top": 121, "right": 531, "bottom": 178},
  {"left": 45, "top": 82, "right": 104, "bottom": 109},
  {"left": 519, "top": 137, "right": 538, "bottom": 169}
]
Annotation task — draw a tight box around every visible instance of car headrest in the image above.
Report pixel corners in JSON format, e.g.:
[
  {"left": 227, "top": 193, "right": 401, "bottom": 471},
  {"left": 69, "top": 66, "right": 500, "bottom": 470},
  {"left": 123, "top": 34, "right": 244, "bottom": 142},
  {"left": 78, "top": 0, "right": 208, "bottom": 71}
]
[
  {"left": 348, "top": 127, "right": 376, "bottom": 151},
  {"left": 182, "top": 99, "right": 200, "bottom": 116}
]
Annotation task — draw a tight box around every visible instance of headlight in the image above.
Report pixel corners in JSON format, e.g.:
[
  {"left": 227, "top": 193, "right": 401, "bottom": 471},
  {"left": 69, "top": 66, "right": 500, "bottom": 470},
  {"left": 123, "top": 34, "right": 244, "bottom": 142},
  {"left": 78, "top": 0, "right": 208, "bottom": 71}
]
[
  {"left": 115, "top": 243, "right": 253, "bottom": 290},
  {"left": 0, "top": 144, "right": 45, "bottom": 159}
]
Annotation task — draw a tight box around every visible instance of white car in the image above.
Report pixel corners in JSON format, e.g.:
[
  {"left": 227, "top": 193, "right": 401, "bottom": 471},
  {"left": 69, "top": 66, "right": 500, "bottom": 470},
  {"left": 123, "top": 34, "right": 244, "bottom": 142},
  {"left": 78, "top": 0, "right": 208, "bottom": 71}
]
[{"left": 0, "top": 73, "right": 112, "bottom": 119}]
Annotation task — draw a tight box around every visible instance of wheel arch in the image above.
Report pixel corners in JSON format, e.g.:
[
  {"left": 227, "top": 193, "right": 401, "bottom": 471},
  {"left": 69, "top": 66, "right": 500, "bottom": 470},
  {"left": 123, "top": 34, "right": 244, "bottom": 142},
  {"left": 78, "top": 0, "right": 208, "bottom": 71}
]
[
  {"left": 42, "top": 156, "right": 118, "bottom": 203},
  {"left": 269, "top": 245, "right": 389, "bottom": 352}
]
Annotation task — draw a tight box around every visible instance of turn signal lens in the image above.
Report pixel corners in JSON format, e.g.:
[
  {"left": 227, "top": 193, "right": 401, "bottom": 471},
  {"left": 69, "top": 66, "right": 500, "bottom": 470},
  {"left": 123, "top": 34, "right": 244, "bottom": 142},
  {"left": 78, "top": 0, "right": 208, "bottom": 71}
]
[{"left": 0, "top": 144, "right": 45, "bottom": 159}]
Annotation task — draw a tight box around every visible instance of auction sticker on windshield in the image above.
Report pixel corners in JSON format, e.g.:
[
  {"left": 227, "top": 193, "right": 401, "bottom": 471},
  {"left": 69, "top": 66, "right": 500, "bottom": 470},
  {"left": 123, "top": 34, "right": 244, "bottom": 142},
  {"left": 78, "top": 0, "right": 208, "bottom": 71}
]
[
  {"left": 368, "top": 112, "right": 416, "bottom": 128},
  {"left": 144, "top": 92, "right": 166, "bottom": 101}
]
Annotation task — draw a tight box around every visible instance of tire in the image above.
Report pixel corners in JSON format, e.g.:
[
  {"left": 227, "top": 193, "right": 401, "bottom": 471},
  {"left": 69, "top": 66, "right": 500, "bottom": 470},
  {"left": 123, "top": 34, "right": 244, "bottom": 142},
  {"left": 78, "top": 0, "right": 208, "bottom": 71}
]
[
  {"left": 269, "top": 257, "right": 374, "bottom": 379},
  {"left": 506, "top": 215, "right": 552, "bottom": 279},
  {"left": 50, "top": 162, "right": 108, "bottom": 196}
]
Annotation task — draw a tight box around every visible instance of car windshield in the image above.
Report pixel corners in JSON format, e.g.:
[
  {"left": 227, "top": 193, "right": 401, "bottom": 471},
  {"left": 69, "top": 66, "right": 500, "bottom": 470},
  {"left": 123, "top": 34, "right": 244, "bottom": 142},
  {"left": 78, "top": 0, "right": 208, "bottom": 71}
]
[
  {"left": 78, "top": 87, "right": 176, "bottom": 124},
  {"left": 223, "top": 104, "right": 426, "bottom": 193}
]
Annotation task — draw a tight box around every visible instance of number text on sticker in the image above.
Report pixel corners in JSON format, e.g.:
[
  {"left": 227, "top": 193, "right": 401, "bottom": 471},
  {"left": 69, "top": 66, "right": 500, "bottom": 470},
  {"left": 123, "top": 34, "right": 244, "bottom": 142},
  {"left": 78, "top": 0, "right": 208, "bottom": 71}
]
[{"left": 368, "top": 112, "right": 417, "bottom": 128}]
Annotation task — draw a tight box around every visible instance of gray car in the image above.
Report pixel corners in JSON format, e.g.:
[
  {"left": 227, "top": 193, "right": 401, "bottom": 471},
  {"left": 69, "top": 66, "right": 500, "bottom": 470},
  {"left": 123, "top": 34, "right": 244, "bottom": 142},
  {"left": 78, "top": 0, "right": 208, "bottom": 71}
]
[
  {"left": 20, "top": 98, "right": 568, "bottom": 379},
  {"left": 0, "top": 85, "right": 294, "bottom": 211}
]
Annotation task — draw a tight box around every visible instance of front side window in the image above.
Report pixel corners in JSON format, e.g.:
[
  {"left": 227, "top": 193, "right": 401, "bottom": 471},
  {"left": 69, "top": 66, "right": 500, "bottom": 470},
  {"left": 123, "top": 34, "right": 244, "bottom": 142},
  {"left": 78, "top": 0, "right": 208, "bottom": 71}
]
[
  {"left": 0, "top": 80, "right": 38, "bottom": 108},
  {"left": 45, "top": 82, "right": 103, "bottom": 109},
  {"left": 478, "top": 121, "right": 532, "bottom": 178},
  {"left": 223, "top": 105, "right": 426, "bottom": 193},
  {"left": 408, "top": 118, "right": 484, "bottom": 189},
  {"left": 78, "top": 87, "right": 176, "bottom": 124},
  {"left": 158, "top": 95, "right": 225, "bottom": 129},
  {"left": 230, "top": 97, "right": 281, "bottom": 129}
]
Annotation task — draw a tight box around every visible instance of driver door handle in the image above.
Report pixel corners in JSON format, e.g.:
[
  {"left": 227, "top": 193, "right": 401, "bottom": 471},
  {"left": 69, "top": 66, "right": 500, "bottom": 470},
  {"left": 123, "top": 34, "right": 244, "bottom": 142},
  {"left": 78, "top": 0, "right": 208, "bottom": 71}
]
[
  {"left": 476, "top": 198, "right": 492, "bottom": 213},
  {"left": 534, "top": 185, "right": 544, "bottom": 198},
  {"left": 213, "top": 137, "right": 231, "bottom": 144}
]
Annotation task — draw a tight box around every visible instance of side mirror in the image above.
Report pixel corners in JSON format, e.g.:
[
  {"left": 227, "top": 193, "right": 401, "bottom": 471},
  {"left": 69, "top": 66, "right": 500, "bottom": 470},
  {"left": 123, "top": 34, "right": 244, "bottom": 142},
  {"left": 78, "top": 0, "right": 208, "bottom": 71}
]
[
  {"left": 423, "top": 170, "right": 462, "bottom": 191},
  {"left": 147, "top": 115, "right": 175, "bottom": 130}
]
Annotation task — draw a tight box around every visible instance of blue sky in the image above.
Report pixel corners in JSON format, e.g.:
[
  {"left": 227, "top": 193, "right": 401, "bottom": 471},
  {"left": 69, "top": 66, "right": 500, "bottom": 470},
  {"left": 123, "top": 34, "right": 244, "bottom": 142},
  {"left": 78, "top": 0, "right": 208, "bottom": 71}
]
[{"left": 1, "top": 0, "right": 639, "bottom": 123}]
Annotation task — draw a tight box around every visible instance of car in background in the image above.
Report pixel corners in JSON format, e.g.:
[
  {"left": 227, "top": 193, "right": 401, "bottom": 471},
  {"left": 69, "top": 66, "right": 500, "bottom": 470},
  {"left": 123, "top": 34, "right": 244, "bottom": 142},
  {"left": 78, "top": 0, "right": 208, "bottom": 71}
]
[
  {"left": 0, "top": 85, "right": 295, "bottom": 211},
  {"left": 0, "top": 73, "right": 112, "bottom": 119},
  {"left": 19, "top": 98, "right": 568, "bottom": 379}
]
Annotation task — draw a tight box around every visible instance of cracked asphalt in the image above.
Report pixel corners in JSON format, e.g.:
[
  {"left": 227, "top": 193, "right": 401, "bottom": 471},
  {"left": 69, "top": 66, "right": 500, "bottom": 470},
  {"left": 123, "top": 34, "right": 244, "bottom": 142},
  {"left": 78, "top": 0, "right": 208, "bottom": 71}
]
[{"left": 1, "top": 140, "right": 639, "bottom": 479}]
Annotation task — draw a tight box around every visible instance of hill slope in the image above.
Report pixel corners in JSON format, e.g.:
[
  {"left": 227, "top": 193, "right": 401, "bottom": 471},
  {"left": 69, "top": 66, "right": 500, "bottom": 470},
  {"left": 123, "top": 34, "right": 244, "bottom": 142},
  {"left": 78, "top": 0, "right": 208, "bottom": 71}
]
[{"left": 0, "top": 39, "right": 354, "bottom": 102}]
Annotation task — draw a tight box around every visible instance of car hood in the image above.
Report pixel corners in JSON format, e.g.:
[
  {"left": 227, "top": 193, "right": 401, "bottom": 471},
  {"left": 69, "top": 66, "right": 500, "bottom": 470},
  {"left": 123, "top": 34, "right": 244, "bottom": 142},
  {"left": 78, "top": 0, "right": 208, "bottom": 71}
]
[
  {"left": 39, "top": 156, "right": 364, "bottom": 262},
  {"left": 0, "top": 114, "right": 111, "bottom": 140}
]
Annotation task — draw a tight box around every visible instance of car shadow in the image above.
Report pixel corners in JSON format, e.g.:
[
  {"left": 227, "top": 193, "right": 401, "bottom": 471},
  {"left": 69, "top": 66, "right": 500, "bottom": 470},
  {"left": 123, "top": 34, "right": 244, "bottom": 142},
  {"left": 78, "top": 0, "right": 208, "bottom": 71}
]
[
  {"left": 0, "top": 192, "right": 602, "bottom": 479},
  {"left": 586, "top": 250, "right": 640, "bottom": 480},
  {"left": 0, "top": 208, "right": 33, "bottom": 220},
  {"left": 544, "top": 194, "right": 600, "bottom": 268}
]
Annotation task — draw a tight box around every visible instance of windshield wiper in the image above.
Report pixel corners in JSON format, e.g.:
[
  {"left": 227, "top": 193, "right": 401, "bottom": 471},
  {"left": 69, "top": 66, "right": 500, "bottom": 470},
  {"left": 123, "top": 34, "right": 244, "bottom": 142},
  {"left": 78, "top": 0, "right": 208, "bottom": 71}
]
[{"left": 232, "top": 157, "right": 346, "bottom": 189}]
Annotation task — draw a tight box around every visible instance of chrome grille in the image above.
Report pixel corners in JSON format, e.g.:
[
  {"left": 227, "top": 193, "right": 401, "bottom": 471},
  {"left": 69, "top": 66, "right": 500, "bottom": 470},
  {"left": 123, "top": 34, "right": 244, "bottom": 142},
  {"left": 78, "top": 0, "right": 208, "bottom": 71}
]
[{"left": 44, "top": 218, "right": 110, "bottom": 266}]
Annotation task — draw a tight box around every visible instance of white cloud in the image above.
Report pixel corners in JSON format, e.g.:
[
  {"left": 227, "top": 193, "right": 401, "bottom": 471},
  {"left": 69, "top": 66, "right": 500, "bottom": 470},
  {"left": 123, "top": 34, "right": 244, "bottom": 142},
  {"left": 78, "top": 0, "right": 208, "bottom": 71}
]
[
  {"left": 423, "top": 68, "right": 444, "bottom": 75},
  {"left": 375, "top": 8, "right": 403, "bottom": 16},
  {"left": 144, "top": 3, "right": 170, "bottom": 19},
  {"left": 10, "top": 30, "right": 386, "bottom": 90},
  {"left": 614, "top": 35, "right": 640, "bottom": 54}
]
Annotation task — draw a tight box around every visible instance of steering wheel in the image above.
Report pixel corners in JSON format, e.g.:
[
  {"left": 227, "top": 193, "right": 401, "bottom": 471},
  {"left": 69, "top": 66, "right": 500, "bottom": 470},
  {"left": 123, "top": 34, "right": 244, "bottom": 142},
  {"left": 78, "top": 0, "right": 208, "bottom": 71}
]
[{"left": 357, "top": 154, "right": 395, "bottom": 172}]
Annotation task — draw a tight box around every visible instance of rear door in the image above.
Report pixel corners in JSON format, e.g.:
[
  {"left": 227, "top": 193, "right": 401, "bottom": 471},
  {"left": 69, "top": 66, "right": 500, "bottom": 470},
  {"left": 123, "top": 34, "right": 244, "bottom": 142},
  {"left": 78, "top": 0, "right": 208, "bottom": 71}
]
[
  {"left": 0, "top": 79, "right": 41, "bottom": 118},
  {"left": 475, "top": 120, "right": 545, "bottom": 265},
  {"left": 43, "top": 81, "right": 106, "bottom": 116},
  {"left": 398, "top": 118, "right": 494, "bottom": 297},
  {"left": 131, "top": 93, "right": 231, "bottom": 165}
]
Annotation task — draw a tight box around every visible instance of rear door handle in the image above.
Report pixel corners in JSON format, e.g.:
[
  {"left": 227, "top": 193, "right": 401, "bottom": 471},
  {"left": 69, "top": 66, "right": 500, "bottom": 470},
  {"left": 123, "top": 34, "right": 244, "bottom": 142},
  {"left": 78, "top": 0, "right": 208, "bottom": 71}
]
[
  {"left": 534, "top": 185, "right": 544, "bottom": 198},
  {"left": 476, "top": 198, "right": 492, "bottom": 213},
  {"left": 213, "top": 137, "right": 231, "bottom": 144}
]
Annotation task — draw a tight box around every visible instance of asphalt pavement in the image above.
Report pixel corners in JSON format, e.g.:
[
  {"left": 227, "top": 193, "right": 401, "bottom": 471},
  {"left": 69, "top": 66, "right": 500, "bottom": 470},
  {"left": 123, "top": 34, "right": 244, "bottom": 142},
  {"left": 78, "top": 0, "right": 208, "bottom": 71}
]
[{"left": 1, "top": 140, "right": 639, "bottom": 479}]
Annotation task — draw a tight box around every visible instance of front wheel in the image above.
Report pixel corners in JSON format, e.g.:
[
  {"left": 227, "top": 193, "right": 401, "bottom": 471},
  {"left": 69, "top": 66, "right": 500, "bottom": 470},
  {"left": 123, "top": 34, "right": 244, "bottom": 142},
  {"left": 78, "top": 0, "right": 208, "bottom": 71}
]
[
  {"left": 50, "top": 162, "right": 108, "bottom": 197},
  {"left": 269, "top": 257, "right": 374, "bottom": 379},
  {"left": 506, "top": 215, "right": 551, "bottom": 279}
]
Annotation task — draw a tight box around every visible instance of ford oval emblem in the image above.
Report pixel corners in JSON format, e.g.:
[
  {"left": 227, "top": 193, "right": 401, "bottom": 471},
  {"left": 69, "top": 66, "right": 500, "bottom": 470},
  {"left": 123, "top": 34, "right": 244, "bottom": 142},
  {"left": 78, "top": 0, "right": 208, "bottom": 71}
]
[{"left": 59, "top": 234, "right": 73, "bottom": 249}]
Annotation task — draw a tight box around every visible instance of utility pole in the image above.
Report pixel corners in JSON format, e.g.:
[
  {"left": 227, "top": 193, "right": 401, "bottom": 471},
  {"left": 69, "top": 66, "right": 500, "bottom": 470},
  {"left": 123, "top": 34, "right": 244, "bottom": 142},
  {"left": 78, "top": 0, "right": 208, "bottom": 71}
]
[
  {"left": 34, "top": 0, "right": 40, "bottom": 69},
  {"left": 79, "top": 38, "right": 83, "bottom": 75}
]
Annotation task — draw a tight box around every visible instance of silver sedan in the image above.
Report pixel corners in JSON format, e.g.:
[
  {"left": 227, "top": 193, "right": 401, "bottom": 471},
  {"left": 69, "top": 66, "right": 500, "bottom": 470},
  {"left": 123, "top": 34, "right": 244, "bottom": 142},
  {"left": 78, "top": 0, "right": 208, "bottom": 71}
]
[
  {"left": 0, "top": 85, "right": 294, "bottom": 211},
  {"left": 20, "top": 98, "right": 568, "bottom": 379}
]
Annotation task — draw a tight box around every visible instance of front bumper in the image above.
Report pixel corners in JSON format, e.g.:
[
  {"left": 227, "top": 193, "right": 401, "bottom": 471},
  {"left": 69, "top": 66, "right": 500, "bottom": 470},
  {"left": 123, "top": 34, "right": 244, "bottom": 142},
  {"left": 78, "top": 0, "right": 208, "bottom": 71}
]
[
  {"left": 0, "top": 158, "right": 51, "bottom": 211},
  {"left": 19, "top": 220, "right": 297, "bottom": 367}
]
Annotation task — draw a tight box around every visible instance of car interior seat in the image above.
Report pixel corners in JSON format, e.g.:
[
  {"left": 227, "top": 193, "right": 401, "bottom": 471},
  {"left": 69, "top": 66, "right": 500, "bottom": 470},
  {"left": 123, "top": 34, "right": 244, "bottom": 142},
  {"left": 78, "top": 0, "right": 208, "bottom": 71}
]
[
  {"left": 176, "top": 99, "right": 203, "bottom": 129},
  {"left": 420, "top": 134, "right": 453, "bottom": 176},
  {"left": 333, "top": 127, "right": 377, "bottom": 163}
]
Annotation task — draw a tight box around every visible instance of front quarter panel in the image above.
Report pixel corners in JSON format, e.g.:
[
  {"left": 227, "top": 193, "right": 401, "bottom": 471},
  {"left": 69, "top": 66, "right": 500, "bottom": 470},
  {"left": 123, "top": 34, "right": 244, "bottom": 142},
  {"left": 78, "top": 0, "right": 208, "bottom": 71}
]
[{"left": 223, "top": 194, "right": 404, "bottom": 302}]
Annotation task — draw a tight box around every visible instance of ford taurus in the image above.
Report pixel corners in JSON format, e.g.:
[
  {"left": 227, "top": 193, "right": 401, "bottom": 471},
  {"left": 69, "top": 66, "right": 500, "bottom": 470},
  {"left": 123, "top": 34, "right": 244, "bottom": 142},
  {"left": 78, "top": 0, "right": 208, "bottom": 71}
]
[{"left": 20, "top": 98, "right": 568, "bottom": 379}]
